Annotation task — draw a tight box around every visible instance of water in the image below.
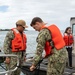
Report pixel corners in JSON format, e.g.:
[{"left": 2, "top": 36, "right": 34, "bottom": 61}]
[
  {"left": 0, "top": 30, "right": 38, "bottom": 75},
  {"left": 0, "top": 30, "right": 38, "bottom": 53},
  {"left": 0, "top": 30, "right": 64, "bottom": 52},
  {"left": 0, "top": 30, "right": 64, "bottom": 75}
]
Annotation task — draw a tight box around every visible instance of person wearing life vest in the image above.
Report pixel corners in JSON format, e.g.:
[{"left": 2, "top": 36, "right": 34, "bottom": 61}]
[
  {"left": 43, "top": 25, "right": 65, "bottom": 57},
  {"left": 11, "top": 28, "right": 27, "bottom": 52},
  {"left": 63, "top": 27, "right": 74, "bottom": 68},
  {"left": 29, "top": 17, "right": 67, "bottom": 75},
  {"left": 3, "top": 20, "right": 28, "bottom": 75}
]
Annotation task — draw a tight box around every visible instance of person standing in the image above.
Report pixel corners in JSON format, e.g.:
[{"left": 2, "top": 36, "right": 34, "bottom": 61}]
[
  {"left": 63, "top": 27, "right": 74, "bottom": 68},
  {"left": 3, "top": 20, "right": 28, "bottom": 75},
  {"left": 30, "top": 17, "right": 67, "bottom": 75}
]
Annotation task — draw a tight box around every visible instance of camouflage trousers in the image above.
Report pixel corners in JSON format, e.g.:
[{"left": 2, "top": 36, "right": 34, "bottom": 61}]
[
  {"left": 47, "top": 48, "right": 67, "bottom": 75},
  {"left": 5, "top": 52, "right": 25, "bottom": 75},
  {"left": 6, "top": 66, "right": 21, "bottom": 75}
]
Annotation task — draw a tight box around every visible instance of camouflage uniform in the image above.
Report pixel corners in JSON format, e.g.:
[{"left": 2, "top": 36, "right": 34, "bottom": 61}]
[
  {"left": 32, "top": 28, "right": 67, "bottom": 75},
  {"left": 3, "top": 30, "right": 26, "bottom": 75}
]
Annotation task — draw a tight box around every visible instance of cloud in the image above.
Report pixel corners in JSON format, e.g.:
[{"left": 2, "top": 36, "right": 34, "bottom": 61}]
[{"left": 0, "top": 0, "right": 75, "bottom": 30}]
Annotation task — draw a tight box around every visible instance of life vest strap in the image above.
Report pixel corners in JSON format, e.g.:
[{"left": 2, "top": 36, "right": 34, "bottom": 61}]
[{"left": 48, "top": 39, "right": 54, "bottom": 49}]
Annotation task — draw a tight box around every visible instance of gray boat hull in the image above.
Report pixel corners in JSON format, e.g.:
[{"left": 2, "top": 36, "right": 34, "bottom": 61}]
[{"left": 21, "top": 58, "right": 75, "bottom": 75}]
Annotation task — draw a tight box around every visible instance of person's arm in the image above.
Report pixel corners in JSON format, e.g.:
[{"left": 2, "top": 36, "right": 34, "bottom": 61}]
[
  {"left": 3, "top": 30, "right": 14, "bottom": 64},
  {"left": 3, "top": 30, "right": 14, "bottom": 54},
  {"left": 30, "top": 29, "right": 51, "bottom": 71},
  {"left": 24, "top": 33, "right": 27, "bottom": 61}
]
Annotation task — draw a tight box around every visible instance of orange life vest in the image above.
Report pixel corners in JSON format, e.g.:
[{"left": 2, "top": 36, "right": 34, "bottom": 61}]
[
  {"left": 11, "top": 28, "right": 27, "bottom": 52},
  {"left": 63, "top": 33, "right": 74, "bottom": 46},
  {"left": 42, "top": 24, "right": 65, "bottom": 57}
]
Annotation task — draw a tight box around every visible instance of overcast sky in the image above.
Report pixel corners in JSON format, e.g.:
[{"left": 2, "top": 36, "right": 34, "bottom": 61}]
[{"left": 0, "top": 0, "right": 75, "bottom": 30}]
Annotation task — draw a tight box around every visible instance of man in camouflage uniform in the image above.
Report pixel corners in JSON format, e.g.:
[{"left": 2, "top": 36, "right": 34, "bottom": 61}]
[
  {"left": 3, "top": 20, "right": 28, "bottom": 75},
  {"left": 30, "top": 17, "right": 67, "bottom": 75}
]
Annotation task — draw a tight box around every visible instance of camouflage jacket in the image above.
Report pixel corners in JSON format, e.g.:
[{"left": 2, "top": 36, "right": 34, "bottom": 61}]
[
  {"left": 3, "top": 30, "right": 14, "bottom": 54},
  {"left": 3, "top": 30, "right": 26, "bottom": 57},
  {"left": 32, "top": 28, "right": 67, "bottom": 66},
  {"left": 33, "top": 28, "right": 51, "bottom": 66}
]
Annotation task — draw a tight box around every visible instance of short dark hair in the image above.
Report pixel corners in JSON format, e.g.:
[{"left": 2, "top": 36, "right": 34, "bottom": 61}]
[{"left": 30, "top": 17, "right": 43, "bottom": 26}]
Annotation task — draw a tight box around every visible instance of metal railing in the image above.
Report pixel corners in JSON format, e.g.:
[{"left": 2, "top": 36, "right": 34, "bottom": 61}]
[{"left": 0, "top": 54, "right": 19, "bottom": 74}]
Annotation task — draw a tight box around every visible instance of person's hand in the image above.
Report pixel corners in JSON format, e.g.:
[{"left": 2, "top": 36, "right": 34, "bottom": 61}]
[
  {"left": 4, "top": 57, "right": 10, "bottom": 64},
  {"left": 30, "top": 65, "right": 36, "bottom": 71}
]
